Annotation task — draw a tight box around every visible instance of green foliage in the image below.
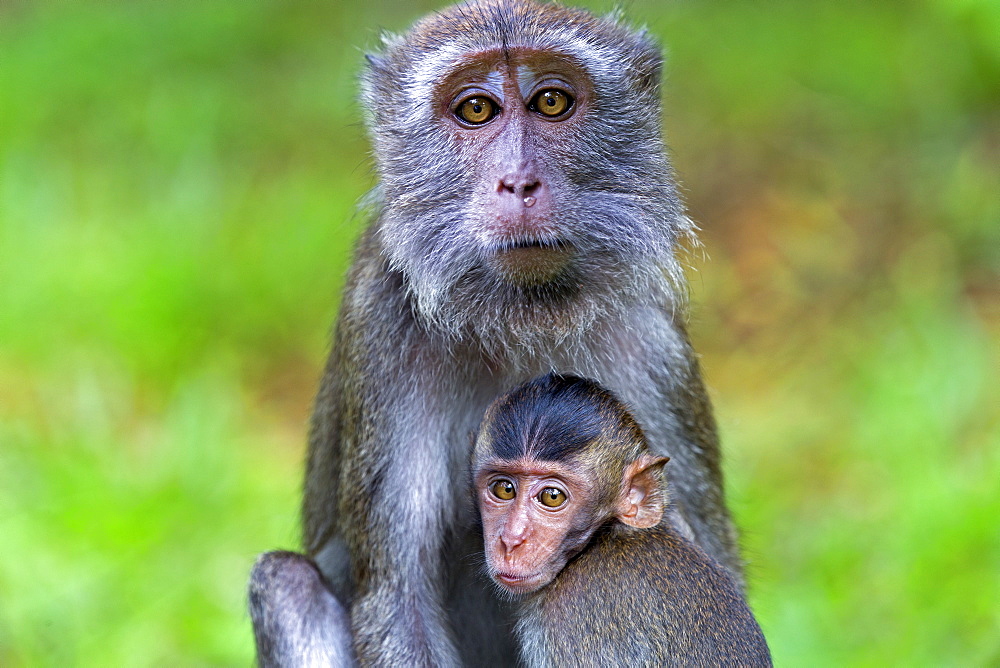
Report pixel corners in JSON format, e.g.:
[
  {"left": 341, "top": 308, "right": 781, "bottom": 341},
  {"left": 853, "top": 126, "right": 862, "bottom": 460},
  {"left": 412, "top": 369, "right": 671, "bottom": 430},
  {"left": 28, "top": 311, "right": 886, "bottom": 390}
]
[{"left": 1, "top": 0, "right": 997, "bottom": 664}]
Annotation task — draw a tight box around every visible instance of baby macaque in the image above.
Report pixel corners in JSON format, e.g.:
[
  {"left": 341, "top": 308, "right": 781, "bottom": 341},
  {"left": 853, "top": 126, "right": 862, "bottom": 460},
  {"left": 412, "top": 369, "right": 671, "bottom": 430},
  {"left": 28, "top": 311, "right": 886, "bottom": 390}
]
[{"left": 473, "top": 374, "right": 772, "bottom": 667}]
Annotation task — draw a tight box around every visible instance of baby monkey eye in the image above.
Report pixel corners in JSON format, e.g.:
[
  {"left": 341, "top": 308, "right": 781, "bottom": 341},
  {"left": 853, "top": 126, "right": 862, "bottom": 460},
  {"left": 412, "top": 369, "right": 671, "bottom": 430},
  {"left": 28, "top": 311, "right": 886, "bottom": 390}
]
[
  {"left": 538, "top": 487, "right": 567, "bottom": 508},
  {"left": 489, "top": 479, "right": 516, "bottom": 500},
  {"left": 530, "top": 89, "right": 572, "bottom": 117},
  {"left": 456, "top": 96, "right": 498, "bottom": 125}
]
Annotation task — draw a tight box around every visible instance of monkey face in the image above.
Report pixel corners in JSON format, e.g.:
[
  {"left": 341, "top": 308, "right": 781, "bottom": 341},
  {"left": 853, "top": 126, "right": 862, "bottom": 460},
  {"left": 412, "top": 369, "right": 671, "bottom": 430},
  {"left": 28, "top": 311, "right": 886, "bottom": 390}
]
[
  {"left": 436, "top": 50, "right": 586, "bottom": 291},
  {"left": 361, "top": 0, "right": 692, "bottom": 348},
  {"left": 474, "top": 457, "right": 600, "bottom": 596}
]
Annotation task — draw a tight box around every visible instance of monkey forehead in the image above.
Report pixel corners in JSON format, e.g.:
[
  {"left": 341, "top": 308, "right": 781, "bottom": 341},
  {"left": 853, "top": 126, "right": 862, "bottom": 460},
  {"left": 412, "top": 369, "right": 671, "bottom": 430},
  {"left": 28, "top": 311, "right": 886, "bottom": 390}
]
[
  {"left": 413, "top": 45, "right": 595, "bottom": 102},
  {"left": 433, "top": 46, "right": 587, "bottom": 103},
  {"left": 367, "top": 0, "right": 661, "bottom": 107},
  {"left": 474, "top": 456, "right": 591, "bottom": 487}
]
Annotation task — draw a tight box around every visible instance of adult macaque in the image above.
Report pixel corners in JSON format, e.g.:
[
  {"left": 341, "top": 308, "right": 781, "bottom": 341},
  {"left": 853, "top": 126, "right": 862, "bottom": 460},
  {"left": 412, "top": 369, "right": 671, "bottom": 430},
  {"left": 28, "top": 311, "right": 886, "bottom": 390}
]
[
  {"left": 251, "top": 0, "right": 741, "bottom": 664},
  {"left": 474, "top": 374, "right": 771, "bottom": 667}
]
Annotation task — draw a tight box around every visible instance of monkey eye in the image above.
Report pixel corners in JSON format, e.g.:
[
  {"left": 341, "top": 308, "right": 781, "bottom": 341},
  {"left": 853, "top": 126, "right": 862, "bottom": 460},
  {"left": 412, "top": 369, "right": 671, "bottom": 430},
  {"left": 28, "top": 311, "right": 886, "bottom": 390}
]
[
  {"left": 489, "top": 479, "right": 516, "bottom": 501},
  {"left": 537, "top": 487, "right": 567, "bottom": 508},
  {"left": 455, "top": 96, "right": 499, "bottom": 125},
  {"left": 529, "top": 89, "right": 573, "bottom": 118}
]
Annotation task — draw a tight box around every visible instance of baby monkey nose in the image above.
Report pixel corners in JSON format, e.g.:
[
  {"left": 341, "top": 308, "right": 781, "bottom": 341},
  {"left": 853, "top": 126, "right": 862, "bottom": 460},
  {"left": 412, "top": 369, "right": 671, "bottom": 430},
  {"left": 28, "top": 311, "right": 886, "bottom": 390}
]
[{"left": 500, "top": 522, "right": 528, "bottom": 556}]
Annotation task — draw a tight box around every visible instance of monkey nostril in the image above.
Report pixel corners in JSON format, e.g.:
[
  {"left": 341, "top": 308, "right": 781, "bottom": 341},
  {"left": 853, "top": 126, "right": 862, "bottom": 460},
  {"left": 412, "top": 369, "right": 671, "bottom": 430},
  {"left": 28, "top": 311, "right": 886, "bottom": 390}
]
[{"left": 498, "top": 178, "right": 543, "bottom": 198}]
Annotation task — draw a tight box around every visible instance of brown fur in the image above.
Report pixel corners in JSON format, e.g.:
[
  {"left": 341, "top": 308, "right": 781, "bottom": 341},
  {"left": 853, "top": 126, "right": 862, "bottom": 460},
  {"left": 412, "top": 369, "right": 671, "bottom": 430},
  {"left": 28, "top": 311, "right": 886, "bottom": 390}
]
[{"left": 518, "top": 524, "right": 771, "bottom": 667}]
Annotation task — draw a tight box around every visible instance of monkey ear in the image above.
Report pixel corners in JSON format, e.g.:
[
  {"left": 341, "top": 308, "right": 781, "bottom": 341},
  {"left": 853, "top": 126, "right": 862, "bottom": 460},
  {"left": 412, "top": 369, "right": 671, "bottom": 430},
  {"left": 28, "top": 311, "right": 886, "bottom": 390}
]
[{"left": 616, "top": 454, "right": 669, "bottom": 529}]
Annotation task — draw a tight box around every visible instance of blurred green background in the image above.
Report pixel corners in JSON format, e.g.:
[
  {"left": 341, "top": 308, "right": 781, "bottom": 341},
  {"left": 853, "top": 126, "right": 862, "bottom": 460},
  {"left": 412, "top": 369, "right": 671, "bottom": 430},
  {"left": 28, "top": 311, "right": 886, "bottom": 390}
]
[{"left": 1, "top": 0, "right": 997, "bottom": 664}]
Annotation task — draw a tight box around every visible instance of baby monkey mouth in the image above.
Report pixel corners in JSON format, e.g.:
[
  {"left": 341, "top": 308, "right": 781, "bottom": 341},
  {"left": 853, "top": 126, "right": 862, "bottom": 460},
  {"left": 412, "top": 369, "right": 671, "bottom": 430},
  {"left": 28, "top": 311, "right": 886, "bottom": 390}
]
[
  {"left": 489, "top": 238, "right": 574, "bottom": 287},
  {"left": 494, "top": 570, "right": 544, "bottom": 593}
]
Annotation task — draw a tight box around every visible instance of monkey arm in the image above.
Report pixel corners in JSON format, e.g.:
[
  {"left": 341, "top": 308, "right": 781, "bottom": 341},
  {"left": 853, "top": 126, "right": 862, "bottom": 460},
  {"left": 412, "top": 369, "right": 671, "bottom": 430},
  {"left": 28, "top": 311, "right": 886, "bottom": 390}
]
[
  {"left": 650, "top": 316, "right": 743, "bottom": 586},
  {"left": 303, "top": 254, "right": 467, "bottom": 666},
  {"left": 337, "top": 376, "right": 465, "bottom": 667}
]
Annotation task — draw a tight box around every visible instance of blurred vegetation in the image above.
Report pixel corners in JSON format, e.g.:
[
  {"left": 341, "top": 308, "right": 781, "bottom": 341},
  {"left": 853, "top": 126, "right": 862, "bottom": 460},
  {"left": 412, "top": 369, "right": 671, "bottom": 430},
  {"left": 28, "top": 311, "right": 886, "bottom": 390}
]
[{"left": 0, "top": 0, "right": 997, "bottom": 665}]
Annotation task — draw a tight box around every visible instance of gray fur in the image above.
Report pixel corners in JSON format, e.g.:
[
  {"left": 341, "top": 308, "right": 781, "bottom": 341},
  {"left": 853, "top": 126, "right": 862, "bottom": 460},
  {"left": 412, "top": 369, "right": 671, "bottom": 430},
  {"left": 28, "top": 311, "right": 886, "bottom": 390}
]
[
  {"left": 252, "top": 1, "right": 741, "bottom": 665},
  {"left": 249, "top": 552, "right": 356, "bottom": 667}
]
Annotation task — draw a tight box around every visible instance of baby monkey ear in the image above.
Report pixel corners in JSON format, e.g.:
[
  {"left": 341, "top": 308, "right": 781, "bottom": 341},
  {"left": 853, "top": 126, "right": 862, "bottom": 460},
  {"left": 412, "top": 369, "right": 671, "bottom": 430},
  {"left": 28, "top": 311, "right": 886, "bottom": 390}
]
[{"left": 616, "top": 455, "right": 670, "bottom": 529}]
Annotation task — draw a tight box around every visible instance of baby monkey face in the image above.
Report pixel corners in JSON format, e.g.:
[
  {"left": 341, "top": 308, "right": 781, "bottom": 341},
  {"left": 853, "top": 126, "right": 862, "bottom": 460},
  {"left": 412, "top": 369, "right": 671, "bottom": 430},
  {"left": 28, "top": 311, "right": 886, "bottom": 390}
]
[{"left": 476, "top": 457, "right": 596, "bottom": 595}]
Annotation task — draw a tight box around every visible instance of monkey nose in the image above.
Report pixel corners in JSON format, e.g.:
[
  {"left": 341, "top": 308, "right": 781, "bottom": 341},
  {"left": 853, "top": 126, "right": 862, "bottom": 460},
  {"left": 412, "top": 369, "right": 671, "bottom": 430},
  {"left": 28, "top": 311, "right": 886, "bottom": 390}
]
[
  {"left": 499, "top": 529, "right": 527, "bottom": 555},
  {"left": 497, "top": 175, "right": 543, "bottom": 202}
]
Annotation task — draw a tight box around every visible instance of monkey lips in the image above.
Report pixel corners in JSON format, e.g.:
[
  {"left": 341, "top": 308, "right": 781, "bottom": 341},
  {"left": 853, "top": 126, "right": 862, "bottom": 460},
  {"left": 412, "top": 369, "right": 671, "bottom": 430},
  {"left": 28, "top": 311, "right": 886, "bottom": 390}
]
[
  {"left": 490, "top": 568, "right": 550, "bottom": 596},
  {"left": 488, "top": 240, "right": 574, "bottom": 287}
]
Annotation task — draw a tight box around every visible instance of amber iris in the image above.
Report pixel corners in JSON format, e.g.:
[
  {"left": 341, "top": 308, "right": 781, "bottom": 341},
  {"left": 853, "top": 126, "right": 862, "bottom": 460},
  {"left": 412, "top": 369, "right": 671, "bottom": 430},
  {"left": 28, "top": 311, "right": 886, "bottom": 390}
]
[
  {"left": 457, "top": 96, "right": 496, "bottom": 124},
  {"left": 490, "top": 479, "right": 516, "bottom": 500},
  {"left": 531, "top": 89, "right": 571, "bottom": 117},
  {"left": 538, "top": 487, "right": 567, "bottom": 507}
]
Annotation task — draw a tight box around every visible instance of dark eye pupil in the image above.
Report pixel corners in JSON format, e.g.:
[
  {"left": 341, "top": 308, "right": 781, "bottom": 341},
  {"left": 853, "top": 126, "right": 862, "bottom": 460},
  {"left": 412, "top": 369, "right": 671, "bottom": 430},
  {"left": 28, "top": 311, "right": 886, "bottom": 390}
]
[
  {"left": 473, "top": 104, "right": 483, "bottom": 113},
  {"left": 546, "top": 97, "right": 555, "bottom": 106}
]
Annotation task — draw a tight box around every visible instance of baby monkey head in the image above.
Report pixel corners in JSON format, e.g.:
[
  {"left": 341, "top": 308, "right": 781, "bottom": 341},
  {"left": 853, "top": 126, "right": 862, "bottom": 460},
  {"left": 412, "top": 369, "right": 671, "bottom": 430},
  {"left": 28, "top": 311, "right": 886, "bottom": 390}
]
[{"left": 473, "top": 373, "right": 669, "bottom": 596}]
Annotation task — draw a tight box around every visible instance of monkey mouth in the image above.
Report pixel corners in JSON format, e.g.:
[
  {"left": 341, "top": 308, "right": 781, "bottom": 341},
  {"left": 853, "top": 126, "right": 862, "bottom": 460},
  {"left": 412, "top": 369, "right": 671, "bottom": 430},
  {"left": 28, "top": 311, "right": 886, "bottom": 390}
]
[
  {"left": 488, "top": 239, "right": 574, "bottom": 287},
  {"left": 492, "top": 569, "right": 548, "bottom": 594}
]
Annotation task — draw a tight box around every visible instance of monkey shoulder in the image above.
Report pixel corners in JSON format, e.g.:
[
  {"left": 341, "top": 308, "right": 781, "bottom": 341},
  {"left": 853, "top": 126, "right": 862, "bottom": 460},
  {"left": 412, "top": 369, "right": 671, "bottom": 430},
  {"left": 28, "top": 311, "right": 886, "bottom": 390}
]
[
  {"left": 335, "top": 227, "right": 414, "bottom": 345},
  {"left": 534, "top": 526, "right": 771, "bottom": 666}
]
